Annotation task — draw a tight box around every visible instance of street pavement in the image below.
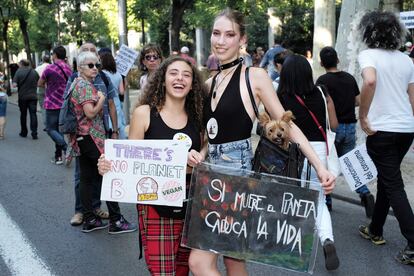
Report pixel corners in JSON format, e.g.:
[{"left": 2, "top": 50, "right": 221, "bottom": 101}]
[{"left": 1, "top": 92, "right": 414, "bottom": 275}]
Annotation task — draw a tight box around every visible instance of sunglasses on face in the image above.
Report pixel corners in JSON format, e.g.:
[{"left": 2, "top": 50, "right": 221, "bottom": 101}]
[
  {"left": 144, "top": 54, "right": 160, "bottom": 61},
  {"left": 82, "top": 63, "right": 101, "bottom": 69}
]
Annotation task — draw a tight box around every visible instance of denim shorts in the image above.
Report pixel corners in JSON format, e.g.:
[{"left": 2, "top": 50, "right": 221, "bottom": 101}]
[
  {"left": 207, "top": 138, "right": 253, "bottom": 170},
  {"left": 0, "top": 95, "right": 7, "bottom": 117}
]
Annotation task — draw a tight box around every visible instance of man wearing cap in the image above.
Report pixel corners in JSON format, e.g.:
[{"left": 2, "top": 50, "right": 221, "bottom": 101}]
[
  {"left": 180, "top": 46, "right": 196, "bottom": 65},
  {"left": 38, "top": 45, "right": 72, "bottom": 164},
  {"left": 405, "top": 42, "right": 413, "bottom": 55}
]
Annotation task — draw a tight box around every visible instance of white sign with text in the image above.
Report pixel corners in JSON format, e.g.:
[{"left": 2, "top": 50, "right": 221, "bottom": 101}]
[
  {"left": 101, "top": 139, "right": 188, "bottom": 206},
  {"left": 339, "top": 143, "right": 377, "bottom": 191},
  {"left": 115, "top": 45, "right": 139, "bottom": 76},
  {"left": 400, "top": 11, "right": 414, "bottom": 29}
]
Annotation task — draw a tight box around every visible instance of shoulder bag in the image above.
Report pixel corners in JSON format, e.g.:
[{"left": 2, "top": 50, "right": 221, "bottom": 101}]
[
  {"left": 246, "top": 67, "right": 304, "bottom": 183},
  {"left": 295, "top": 87, "right": 341, "bottom": 177}
]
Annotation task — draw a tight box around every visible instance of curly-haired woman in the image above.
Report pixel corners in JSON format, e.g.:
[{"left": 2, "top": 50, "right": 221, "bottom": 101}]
[
  {"left": 357, "top": 10, "right": 414, "bottom": 265},
  {"left": 99, "top": 56, "right": 207, "bottom": 275}
]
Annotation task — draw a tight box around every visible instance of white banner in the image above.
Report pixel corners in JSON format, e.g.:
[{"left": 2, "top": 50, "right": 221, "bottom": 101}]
[
  {"left": 400, "top": 11, "right": 414, "bottom": 29},
  {"left": 101, "top": 139, "right": 188, "bottom": 206},
  {"left": 339, "top": 143, "right": 377, "bottom": 191},
  {"left": 115, "top": 45, "right": 139, "bottom": 76}
]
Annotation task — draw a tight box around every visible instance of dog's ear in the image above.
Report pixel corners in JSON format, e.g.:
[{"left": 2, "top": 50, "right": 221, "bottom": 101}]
[
  {"left": 281, "top": 110, "right": 294, "bottom": 124},
  {"left": 258, "top": 112, "right": 271, "bottom": 125}
]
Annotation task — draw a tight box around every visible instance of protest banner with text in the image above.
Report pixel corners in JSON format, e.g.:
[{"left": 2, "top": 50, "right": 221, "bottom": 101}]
[
  {"left": 101, "top": 139, "right": 188, "bottom": 206},
  {"left": 339, "top": 143, "right": 377, "bottom": 191},
  {"left": 182, "top": 163, "right": 321, "bottom": 273},
  {"left": 115, "top": 45, "right": 139, "bottom": 76}
]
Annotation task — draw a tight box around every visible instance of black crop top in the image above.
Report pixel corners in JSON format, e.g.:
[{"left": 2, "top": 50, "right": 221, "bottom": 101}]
[
  {"left": 145, "top": 108, "right": 201, "bottom": 152},
  {"left": 203, "top": 64, "right": 253, "bottom": 144},
  {"left": 278, "top": 87, "right": 326, "bottom": 142}
]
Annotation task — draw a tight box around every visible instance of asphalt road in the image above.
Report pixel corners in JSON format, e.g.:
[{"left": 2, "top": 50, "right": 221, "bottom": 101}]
[{"left": 0, "top": 104, "right": 413, "bottom": 276}]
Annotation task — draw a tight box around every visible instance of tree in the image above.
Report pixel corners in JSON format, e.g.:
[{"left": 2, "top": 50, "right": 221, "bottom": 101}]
[
  {"left": 12, "top": 0, "right": 32, "bottom": 63},
  {"left": 335, "top": 0, "right": 380, "bottom": 82},
  {"left": 312, "top": 0, "right": 336, "bottom": 77},
  {"left": 0, "top": 4, "right": 12, "bottom": 88},
  {"left": 170, "top": 0, "right": 194, "bottom": 52}
]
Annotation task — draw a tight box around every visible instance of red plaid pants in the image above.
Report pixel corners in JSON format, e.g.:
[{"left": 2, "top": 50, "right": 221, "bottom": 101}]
[{"left": 138, "top": 204, "right": 190, "bottom": 276}]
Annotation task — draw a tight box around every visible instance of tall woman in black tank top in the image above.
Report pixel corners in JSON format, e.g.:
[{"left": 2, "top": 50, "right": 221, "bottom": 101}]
[
  {"left": 98, "top": 56, "right": 206, "bottom": 276},
  {"left": 189, "top": 8, "right": 337, "bottom": 276}
]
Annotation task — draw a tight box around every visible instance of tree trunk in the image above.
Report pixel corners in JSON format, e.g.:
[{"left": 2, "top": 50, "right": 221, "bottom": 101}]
[
  {"left": 141, "top": 18, "right": 145, "bottom": 45},
  {"left": 118, "top": 0, "right": 128, "bottom": 46},
  {"left": 75, "top": 0, "right": 82, "bottom": 46},
  {"left": 170, "top": 0, "right": 193, "bottom": 53},
  {"left": 312, "top": 0, "right": 336, "bottom": 78},
  {"left": 2, "top": 18, "right": 11, "bottom": 92},
  {"left": 18, "top": 17, "right": 32, "bottom": 65},
  {"left": 335, "top": 0, "right": 379, "bottom": 82}
]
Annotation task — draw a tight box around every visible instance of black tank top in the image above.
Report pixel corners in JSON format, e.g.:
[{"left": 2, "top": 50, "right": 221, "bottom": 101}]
[
  {"left": 203, "top": 64, "right": 253, "bottom": 144},
  {"left": 145, "top": 108, "right": 201, "bottom": 152}
]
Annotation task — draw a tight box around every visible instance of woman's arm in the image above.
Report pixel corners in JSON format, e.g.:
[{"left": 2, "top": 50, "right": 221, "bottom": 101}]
[
  {"left": 327, "top": 95, "right": 338, "bottom": 130},
  {"left": 118, "top": 78, "right": 125, "bottom": 96},
  {"left": 249, "top": 67, "right": 335, "bottom": 193},
  {"left": 128, "top": 105, "right": 150, "bottom": 139},
  {"left": 83, "top": 90, "right": 105, "bottom": 119}
]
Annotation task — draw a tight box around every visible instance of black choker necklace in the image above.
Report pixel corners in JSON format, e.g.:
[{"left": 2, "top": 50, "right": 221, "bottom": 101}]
[{"left": 218, "top": 57, "right": 243, "bottom": 71}]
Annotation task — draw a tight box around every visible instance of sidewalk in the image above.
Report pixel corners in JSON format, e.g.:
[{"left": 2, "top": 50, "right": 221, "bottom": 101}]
[{"left": 8, "top": 89, "right": 414, "bottom": 209}]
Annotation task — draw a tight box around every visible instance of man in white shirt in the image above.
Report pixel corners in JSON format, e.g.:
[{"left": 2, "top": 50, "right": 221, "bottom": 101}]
[{"left": 358, "top": 10, "right": 414, "bottom": 265}]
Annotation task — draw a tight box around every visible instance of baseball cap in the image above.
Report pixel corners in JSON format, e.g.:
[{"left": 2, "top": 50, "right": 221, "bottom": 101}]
[{"left": 180, "top": 46, "right": 189, "bottom": 54}]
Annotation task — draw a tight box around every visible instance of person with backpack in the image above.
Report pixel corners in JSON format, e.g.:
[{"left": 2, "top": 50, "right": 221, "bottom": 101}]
[
  {"left": 13, "top": 59, "right": 39, "bottom": 139},
  {"left": 67, "top": 50, "right": 136, "bottom": 234},
  {"left": 38, "top": 46, "right": 72, "bottom": 164},
  {"left": 64, "top": 42, "right": 118, "bottom": 227}
]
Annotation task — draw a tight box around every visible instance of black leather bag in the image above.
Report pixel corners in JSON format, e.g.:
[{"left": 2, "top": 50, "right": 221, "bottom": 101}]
[{"left": 245, "top": 67, "right": 304, "bottom": 182}]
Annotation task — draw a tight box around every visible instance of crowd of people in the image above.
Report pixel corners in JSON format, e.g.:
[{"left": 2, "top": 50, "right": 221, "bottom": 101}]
[{"left": 0, "top": 7, "right": 413, "bottom": 276}]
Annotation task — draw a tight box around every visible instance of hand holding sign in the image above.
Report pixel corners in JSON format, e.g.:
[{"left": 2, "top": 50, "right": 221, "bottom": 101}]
[{"left": 339, "top": 143, "right": 377, "bottom": 191}]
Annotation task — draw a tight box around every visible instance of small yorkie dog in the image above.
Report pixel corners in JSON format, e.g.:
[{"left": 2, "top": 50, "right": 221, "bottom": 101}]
[{"left": 258, "top": 111, "right": 294, "bottom": 150}]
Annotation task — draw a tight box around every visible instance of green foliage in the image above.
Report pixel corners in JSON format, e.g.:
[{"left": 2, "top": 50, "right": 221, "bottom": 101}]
[
  {"left": 271, "top": 0, "right": 314, "bottom": 55},
  {"left": 29, "top": 0, "right": 58, "bottom": 52}
]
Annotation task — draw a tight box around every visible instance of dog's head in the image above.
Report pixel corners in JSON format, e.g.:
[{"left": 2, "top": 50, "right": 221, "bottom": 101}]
[{"left": 258, "top": 111, "right": 294, "bottom": 149}]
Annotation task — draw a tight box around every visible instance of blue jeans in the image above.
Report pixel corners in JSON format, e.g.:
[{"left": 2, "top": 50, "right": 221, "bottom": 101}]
[
  {"left": 367, "top": 131, "right": 414, "bottom": 248},
  {"left": 0, "top": 95, "right": 7, "bottom": 116},
  {"left": 74, "top": 157, "right": 101, "bottom": 213},
  {"left": 207, "top": 138, "right": 253, "bottom": 170},
  {"left": 45, "top": 109, "right": 67, "bottom": 158},
  {"left": 335, "top": 123, "right": 370, "bottom": 196}
]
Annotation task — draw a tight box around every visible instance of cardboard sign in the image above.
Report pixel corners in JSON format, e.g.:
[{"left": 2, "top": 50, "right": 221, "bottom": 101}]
[
  {"left": 339, "top": 143, "right": 377, "bottom": 191},
  {"left": 182, "top": 163, "right": 321, "bottom": 273},
  {"left": 115, "top": 45, "right": 139, "bottom": 76},
  {"left": 101, "top": 139, "right": 188, "bottom": 206}
]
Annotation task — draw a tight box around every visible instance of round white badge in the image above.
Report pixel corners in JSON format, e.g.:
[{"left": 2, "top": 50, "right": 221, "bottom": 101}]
[
  {"left": 206, "top": 118, "right": 218, "bottom": 140},
  {"left": 173, "top": 132, "right": 192, "bottom": 151}
]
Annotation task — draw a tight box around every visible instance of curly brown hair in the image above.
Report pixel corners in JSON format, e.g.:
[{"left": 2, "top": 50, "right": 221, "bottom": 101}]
[{"left": 138, "top": 56, "right": 207, "bottom": 130}]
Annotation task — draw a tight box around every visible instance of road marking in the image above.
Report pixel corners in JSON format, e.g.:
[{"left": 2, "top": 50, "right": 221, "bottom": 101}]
[{"left": 0, "top": 204, "right": 54, "bottom": 276}]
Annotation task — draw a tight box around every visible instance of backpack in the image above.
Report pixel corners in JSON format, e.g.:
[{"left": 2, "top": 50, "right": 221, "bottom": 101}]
[{"left": 58, "top": 83, "right": 77, "bottom": 134}]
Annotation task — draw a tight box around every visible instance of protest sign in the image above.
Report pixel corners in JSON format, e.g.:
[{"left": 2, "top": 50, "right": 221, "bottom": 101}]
[
  {"left": 101, "top": 139, "right": 188, "bottom": 206},
  {"left": 115, "top": 45, "right": 139, "bottom": 76},
  {"left": 400, "top": 11, "right": 414, "bottom": 29},
  {"left": 182, "top": 163, "right": 321, "bottom": 273},
  {"left": 339, "top": 143, "right": 377, "bottom": 191}
]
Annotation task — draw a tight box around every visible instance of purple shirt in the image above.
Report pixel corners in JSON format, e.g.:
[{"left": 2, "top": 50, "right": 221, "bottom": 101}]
[{"left": 41, "top": 60, "right": 72, "bottom": 110}]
